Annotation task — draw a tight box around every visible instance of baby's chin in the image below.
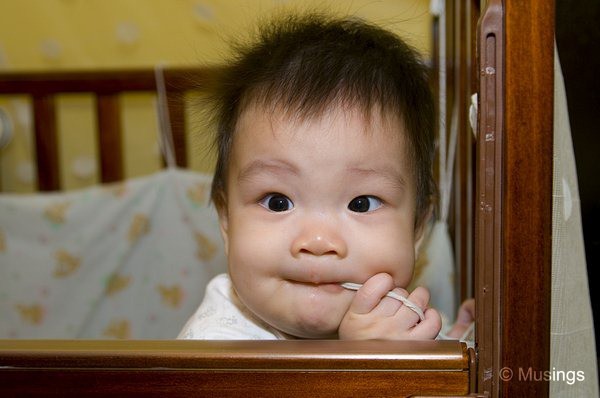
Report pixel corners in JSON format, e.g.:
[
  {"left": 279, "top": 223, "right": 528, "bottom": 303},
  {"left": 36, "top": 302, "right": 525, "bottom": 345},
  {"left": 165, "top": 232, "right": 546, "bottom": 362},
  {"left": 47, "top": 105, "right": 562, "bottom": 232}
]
[
  {"left": 269, "top": 312, "right": 344, "bottom": 339},
  {"left": 281, "top": 326, "right": 339, "bottom": 339}
]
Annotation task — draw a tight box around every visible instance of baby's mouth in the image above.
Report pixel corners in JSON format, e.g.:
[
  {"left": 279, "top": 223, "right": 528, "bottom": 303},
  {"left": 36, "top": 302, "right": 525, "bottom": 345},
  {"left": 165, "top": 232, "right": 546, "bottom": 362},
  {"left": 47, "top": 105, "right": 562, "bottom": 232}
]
[
  {"left": 288, "top": 280, "right": 346, "bottom": 293},
  {"left": 314, "top": 282, "right": 345, "bottom": 293}
]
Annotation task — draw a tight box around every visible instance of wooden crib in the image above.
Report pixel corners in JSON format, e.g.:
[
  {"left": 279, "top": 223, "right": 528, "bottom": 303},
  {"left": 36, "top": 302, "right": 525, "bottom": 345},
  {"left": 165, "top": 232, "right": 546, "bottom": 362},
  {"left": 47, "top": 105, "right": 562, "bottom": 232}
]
[
  {"left": 0, "top": 67, "right": 212, "bottom": 191},
  {"left": 0, "top": 1, "right": 554, "bottom": 396}
]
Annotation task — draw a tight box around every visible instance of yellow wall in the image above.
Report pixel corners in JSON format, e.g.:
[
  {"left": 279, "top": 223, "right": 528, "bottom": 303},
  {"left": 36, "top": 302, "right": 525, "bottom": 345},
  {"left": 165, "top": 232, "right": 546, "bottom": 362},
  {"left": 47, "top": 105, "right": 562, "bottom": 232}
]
[{"left": 0, "top": 0, "right": 432, "bottom": 192}]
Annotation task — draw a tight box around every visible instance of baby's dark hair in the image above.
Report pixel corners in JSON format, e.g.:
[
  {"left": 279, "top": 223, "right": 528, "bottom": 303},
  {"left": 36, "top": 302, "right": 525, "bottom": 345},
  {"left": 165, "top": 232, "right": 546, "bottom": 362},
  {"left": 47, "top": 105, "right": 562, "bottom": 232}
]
[{"left": 208, "top": 13, "right": 435, "bottom": 226}]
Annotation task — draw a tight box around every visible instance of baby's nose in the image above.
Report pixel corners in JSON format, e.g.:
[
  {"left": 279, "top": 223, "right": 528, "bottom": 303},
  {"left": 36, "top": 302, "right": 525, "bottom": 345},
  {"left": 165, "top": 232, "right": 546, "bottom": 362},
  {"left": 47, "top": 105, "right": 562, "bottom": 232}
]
[{"left": 291, "top": 222, "right": 348, "bottom": 258}]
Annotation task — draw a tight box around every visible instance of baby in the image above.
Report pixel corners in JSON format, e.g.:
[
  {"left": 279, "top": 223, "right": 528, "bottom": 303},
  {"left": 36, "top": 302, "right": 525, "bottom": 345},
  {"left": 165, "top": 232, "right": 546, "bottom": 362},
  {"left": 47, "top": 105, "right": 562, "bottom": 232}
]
[{"left": 180, "top": 13, "right": 458, "bottom": 340}]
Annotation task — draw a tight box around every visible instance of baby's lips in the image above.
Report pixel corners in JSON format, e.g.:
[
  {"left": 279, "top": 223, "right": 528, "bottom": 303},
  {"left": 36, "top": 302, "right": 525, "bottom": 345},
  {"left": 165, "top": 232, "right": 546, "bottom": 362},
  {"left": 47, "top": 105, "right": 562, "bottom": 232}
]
[{"left": 280, "top": 264, "right": 350, "bottom": 285}]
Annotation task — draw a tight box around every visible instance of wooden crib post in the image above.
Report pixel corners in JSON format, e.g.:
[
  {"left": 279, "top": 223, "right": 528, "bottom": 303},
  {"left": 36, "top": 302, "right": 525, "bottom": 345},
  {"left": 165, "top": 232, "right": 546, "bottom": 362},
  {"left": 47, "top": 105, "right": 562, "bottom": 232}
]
[
  {"left": 475, "top": 1, "right": 554, "bottom": 396},
  {"left": 32, "top": 95, "right": 60, "bottom": 191},
  {"left": 96, "top": 93, "right": 123, "bottom": 183},
  {"left": 500, "top": 1, "right": 554, "bottom": 396}
]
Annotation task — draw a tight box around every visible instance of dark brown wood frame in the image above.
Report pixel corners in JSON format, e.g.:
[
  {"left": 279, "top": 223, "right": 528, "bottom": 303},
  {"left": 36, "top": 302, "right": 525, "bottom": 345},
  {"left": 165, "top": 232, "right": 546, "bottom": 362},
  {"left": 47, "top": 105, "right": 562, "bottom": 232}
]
[
  {"left": 473, "top": 0, "right": 554, "bottom": 396},
  {"left": 499, "top": 1, "right": 554, "bottom": 396},
  {"left": 0, "top": 1, "right": 555, "bottom": 396},
  {"left": 0, "top": 340, "right": 473, "bottom": 397}
]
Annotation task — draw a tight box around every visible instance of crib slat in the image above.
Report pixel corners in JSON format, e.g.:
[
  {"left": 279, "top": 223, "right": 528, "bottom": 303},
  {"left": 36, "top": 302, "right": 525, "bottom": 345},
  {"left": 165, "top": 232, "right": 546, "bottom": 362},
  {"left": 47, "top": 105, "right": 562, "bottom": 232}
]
[
  {"left": 454, "top": 1, "right": 479, "bottom": 304},
  {"left": 96, "top": 94, "right": 123, "bottom": 183},
  {"left": 0, "top": 68, "right": 211, "bottom": 94},
  {"left": 32, "top": 95, "right": 60, "bottom": 191},
  {"left": 0, "top": 68, "right": 214, "bottom": 190}
]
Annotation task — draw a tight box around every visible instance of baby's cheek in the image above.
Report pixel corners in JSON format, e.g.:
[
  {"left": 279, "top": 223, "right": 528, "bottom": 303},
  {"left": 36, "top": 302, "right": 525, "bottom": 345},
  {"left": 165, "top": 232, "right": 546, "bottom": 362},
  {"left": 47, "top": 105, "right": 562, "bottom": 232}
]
[
  {"left": 226, "top": 242, "right": 265, "bottom": 288},
  {"left": 357, "top": 221, "right": 415, "bottom": 284},
  {"left": 229, "top": 225, "right": 270, "bottom": 260},
  {"left": 376, "top": 244, "right": 415, "bottom": 288}
]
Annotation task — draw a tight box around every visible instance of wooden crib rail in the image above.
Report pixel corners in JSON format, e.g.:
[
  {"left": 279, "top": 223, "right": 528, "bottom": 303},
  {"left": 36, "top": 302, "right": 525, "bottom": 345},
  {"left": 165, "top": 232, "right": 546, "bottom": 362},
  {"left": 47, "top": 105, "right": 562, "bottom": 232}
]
[
  {"left": 0, "top": 68, "right": 213, "bottom": 191},
  {"left": 0, "top": 339, "right": 475, "bottom": 397}
]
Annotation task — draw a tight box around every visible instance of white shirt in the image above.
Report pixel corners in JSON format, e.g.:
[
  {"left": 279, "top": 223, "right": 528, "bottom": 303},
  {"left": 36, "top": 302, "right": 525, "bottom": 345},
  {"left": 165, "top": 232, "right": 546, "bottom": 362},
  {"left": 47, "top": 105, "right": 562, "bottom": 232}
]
[{"left": 178, "top": 274, "right": 290, "bottom": 340}]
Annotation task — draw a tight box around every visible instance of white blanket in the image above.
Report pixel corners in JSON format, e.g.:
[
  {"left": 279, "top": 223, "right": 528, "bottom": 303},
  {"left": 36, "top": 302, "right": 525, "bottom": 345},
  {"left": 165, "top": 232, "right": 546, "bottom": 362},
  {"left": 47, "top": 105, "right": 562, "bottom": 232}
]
[{"left": 0, "top": 169, "right": 226, "bottom": 339}]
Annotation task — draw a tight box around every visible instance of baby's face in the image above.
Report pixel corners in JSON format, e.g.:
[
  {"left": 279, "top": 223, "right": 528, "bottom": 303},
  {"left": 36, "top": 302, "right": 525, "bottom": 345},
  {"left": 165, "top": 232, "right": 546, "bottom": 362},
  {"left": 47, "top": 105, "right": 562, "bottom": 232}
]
[{"left": 219, "top": 104, "right": 418, "bottom": 338}]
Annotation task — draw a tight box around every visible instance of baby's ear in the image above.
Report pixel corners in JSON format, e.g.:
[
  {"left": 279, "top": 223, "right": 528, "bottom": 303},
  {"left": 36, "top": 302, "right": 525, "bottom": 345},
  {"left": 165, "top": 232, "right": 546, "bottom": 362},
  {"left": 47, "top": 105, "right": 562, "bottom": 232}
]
[{"left": 217, "top": 206, "right": 229, "bottom": 255}]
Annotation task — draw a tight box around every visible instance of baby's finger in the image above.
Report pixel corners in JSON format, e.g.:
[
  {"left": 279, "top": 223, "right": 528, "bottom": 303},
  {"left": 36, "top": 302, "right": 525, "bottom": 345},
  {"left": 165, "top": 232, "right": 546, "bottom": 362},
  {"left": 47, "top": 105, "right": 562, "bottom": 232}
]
[
  {"left": 390, "top": 286, "right": 410, "bottom": 299},
  {"left": 349, "top": 273, "right": 395, "bottom": 314},
  {"left": 405, "top": 286, "right": 431, "bottom": 313},
  {"left": 456, "top": 298, "right": 475, "bottom": 324},
  {"left": 372, "top": 287, "right": 410, "bottom": 317},
  {"left": 445, "top": 298, "right": 475, "bottom": 338},
  {"left": 372, "top": 295, "right": 402, "bottom": 317},
  {"left": 409, "top": 307, "right": 442, "bottom": 339},
  {"left": 392, "top": 286, "right": 430, "bottom": 325}
]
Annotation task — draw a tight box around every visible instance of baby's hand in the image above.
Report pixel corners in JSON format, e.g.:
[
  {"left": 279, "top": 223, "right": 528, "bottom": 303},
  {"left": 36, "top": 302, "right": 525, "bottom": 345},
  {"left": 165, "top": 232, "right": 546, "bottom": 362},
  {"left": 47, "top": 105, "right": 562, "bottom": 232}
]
[
  {"left": 338, "top": 273, "right": 441, "bottom": 340},
  {"left": 445, "top": 298, "right": 475, "bottom": 339}
]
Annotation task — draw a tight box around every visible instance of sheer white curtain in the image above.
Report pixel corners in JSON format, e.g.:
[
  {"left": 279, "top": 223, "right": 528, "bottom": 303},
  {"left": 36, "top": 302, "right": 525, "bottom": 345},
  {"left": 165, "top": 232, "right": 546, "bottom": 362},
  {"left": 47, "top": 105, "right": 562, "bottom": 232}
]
[{"left": 550, "top": 43, "right": 599, "bottom": 396}]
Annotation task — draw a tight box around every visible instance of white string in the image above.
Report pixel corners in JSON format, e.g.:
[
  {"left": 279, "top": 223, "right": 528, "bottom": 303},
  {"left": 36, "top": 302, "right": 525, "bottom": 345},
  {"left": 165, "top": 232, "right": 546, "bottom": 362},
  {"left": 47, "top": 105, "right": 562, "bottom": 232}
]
[
  {"left": 154, "top": 64, "right": 177, "bottom": 169},
  {"left": 436, "top": 0, "right": 448, "bottom": 222},
  {"left": 441, "top": 102, "right": 459, "bottom": 222},
  {"left": 340, "top": 282, "right": 426, "bottom": 321},
  {"left": 430, "top": 0, "right": 459, "bottom": 224}
]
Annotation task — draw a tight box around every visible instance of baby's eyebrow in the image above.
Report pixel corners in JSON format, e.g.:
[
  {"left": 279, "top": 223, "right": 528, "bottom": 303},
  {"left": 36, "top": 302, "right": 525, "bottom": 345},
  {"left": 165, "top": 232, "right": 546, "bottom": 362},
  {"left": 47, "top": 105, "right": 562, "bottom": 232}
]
[
  {"left": 346, "top": 166, "right": 407, "bottom": 189},
  {"left": 238, "top": 159, "right": 300, "bottom": 182}
]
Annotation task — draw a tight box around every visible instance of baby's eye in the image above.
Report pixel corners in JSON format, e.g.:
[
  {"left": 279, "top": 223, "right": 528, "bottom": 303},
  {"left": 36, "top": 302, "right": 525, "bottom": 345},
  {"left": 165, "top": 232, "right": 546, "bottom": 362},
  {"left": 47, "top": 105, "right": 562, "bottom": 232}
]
[
  {"left": 348, "top": 195, "right": 383, "bottom": 213},
  {"left": 259, "top": 193, "right": 294, "bottom": 212}
]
